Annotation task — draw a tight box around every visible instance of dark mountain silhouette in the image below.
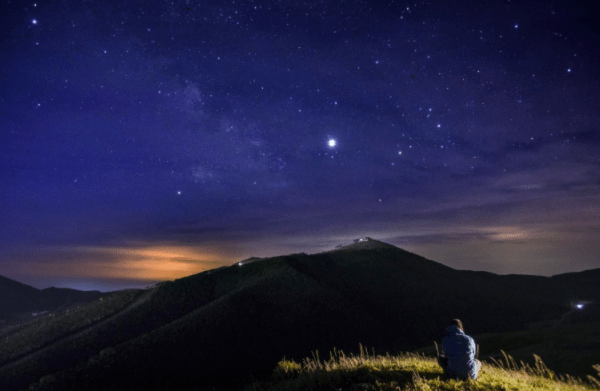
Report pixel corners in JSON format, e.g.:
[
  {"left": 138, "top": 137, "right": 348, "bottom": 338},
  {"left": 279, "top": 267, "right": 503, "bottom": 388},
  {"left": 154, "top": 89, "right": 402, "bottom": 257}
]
[
  {"left": 1, "top": 239, "right": 599, "bottom": 391},
  {"left": 0, "top": 275, "right": 102, "bottom": 321},
  {"left": 0, "top": 275, "right": 41, "bottom": 320}
]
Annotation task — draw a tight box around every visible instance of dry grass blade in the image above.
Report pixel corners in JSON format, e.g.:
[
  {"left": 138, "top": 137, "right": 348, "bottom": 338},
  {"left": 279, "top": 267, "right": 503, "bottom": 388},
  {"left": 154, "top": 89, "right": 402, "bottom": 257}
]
[{"left": 248, "top": 348, "right": 600, "bottom": 391}]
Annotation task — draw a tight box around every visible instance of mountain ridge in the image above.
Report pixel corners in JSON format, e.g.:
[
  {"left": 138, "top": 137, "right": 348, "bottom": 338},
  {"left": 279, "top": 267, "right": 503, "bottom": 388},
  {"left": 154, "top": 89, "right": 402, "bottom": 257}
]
[
  {"left": 1, "top": 239, "right": 600, "bottom": 391},
  {"left": 0, "top": 275, "right": 103, "bottom": 322}
]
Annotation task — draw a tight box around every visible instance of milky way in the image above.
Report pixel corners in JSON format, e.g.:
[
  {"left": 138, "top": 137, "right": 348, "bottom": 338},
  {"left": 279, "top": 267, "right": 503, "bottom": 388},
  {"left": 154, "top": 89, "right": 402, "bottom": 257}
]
[{"left": 1, "top": 0, "right": 599, "bottom": 290}]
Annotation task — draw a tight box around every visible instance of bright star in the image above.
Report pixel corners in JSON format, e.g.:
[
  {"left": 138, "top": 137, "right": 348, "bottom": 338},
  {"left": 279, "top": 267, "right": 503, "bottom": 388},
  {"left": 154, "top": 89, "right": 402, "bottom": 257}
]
[
  {"left": 328, "top": 139, "right": 336, "bottom": 147},
  {"left": 177, "top": 191, "right": 181, "bottom": 195},
  {"left": 32, "top": 19, "right": 38, "bottom": 24}
]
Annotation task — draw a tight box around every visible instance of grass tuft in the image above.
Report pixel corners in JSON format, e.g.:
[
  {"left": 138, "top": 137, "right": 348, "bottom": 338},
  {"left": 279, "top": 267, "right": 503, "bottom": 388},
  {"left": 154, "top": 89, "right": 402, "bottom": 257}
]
[{"left": 248, "top": 346, "right": 600, "bottom": 391}]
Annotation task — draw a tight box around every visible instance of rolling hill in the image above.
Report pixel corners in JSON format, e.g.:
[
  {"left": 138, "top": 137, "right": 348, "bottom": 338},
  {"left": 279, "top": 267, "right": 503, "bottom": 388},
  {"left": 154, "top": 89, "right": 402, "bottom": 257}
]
[
  {"left": 0, "top": 275, "right": 103, "bottom": 322},
  {"left": 1, "top": 239, "right": 599, "bottom": 391}
]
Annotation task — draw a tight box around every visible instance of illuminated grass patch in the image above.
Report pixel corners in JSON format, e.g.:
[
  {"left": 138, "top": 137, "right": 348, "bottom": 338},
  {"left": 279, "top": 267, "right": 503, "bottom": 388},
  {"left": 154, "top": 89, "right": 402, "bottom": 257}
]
[{"left": 249, "top": 345, "right": 600, "bottom": 391}]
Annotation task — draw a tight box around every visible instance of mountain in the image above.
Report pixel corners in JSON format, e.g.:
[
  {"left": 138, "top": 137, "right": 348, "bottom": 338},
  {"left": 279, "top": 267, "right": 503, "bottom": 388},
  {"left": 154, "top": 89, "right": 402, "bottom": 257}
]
[
  {"left": 0, "top": 239, "right": 599, "bottom": 391},
  {"left": 0, "top": 275, "right": 41, "bottom": 320},
  {"left": 0, "top": 275, "right": 103, "bottom": 321}
]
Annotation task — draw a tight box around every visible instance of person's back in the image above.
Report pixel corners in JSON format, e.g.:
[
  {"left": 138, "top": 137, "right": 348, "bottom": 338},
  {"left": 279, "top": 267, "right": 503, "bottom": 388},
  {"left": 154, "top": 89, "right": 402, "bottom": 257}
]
[{"left": 439, "top": 319, "right": 481, "bottom": 380}]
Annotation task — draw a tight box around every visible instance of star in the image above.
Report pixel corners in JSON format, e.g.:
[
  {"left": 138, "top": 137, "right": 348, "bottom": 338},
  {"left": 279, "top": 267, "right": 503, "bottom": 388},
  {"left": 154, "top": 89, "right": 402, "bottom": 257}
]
[{"left": 3, "top": 0, "right": 599, "bottom": 292}]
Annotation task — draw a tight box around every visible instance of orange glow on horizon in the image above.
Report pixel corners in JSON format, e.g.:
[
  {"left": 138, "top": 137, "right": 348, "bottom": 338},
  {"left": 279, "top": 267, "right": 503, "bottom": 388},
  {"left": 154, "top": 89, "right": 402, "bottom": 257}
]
[{"left": 26, "top": 244, "right": 233, "bottom": 282}]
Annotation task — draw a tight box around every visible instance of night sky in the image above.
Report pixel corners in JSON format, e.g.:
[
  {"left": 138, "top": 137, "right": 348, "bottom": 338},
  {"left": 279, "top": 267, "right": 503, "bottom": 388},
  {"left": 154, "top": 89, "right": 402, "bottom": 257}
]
[{"left": 2, "top": 0, "right": 599, "bottom": 291}]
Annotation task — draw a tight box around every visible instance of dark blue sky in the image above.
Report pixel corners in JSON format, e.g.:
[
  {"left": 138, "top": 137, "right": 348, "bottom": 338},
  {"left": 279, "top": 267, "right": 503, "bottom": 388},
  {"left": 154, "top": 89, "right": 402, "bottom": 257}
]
[{"left": 1, "top": 0, "right": 599, "bottom": 291}]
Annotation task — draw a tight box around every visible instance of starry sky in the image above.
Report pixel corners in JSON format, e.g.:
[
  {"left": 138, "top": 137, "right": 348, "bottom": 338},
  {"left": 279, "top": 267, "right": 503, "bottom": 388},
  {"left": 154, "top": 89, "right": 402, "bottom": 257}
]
[{"left": 1, "top": 0, "right": 599, "bottom": 291}]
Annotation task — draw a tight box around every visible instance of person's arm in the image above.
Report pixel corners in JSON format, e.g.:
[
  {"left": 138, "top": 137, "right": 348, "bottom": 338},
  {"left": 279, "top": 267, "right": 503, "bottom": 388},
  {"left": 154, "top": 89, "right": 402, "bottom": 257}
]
[{"left": 468, "top": 337, "right": 476, "bottom": 360}]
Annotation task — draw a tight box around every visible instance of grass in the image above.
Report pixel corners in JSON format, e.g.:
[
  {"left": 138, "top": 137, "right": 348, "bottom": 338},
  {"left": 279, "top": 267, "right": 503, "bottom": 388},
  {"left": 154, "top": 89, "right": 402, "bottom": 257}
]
[{"left": 248, "top": 345, "right": 600, "bottom": 391}]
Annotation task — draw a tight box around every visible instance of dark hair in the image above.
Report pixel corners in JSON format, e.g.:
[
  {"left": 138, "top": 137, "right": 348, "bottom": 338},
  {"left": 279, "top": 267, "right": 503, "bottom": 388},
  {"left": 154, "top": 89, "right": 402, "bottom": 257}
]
[{"left": 451, "top": 319, "right": 463, "bottom": 330}]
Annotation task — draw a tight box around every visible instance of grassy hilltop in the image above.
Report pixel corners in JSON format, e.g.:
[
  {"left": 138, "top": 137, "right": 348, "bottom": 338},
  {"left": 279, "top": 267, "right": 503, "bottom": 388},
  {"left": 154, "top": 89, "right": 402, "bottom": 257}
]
[{"left": 249, "top": 347, "right": 600, "bottom": 391}]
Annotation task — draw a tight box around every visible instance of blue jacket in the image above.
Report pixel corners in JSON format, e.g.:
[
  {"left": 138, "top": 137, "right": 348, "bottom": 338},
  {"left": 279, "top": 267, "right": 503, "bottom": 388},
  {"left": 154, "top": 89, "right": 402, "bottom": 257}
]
[{"left": 441, "top": 325, "right": 478, "bottom": 379}]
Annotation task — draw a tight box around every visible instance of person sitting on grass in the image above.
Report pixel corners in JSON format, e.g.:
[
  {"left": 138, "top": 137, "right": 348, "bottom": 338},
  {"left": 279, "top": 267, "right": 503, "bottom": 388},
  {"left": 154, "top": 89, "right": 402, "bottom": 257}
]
[{"left": 437, "top": 319, "right": 482, "bottom": 380}]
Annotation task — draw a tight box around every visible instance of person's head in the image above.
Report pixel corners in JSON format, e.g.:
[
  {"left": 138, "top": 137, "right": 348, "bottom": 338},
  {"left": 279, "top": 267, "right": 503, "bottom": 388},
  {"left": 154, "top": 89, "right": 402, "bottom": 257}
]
[{"left": 450, "top": 319, "right": 463, "bottom": 331}]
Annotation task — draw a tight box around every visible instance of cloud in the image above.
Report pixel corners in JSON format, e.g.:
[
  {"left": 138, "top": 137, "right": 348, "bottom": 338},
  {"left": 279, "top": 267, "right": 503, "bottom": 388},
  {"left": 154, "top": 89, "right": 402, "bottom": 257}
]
[{"left": 5, "top": 244, "right": 229, "bottom": 284}]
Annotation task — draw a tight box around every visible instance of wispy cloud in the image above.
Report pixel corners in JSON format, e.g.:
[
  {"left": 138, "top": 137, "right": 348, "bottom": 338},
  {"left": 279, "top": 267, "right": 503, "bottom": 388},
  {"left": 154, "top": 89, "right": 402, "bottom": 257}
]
[{"left": 3, "top": 244, "right": 230, "bottom": 285}]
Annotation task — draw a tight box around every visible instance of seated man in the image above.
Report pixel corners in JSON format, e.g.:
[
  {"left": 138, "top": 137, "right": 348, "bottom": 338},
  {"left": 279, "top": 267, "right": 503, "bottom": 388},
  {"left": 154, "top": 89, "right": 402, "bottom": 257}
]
[{"left": 437, "top": 319, "right": 482, "bottom": 380}]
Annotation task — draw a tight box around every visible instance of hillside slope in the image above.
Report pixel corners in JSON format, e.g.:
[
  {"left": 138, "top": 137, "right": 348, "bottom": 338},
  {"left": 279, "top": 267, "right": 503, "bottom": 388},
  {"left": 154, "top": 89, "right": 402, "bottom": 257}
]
[
  {"left": 0, "top": 275, "right": 103, "bottom": 321},
  {"left": 1, "top": 240, "right": 599, "bottom": 391},
  {"left": 0, "top": 275, "right": 41, "bottom": 320}
]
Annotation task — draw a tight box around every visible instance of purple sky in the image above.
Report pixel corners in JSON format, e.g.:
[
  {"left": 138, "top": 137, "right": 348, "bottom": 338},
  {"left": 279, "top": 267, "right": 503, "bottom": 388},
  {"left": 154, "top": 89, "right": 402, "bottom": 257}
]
[{"left": 1, "top": 0, "right": 599, "bottom": 291}]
